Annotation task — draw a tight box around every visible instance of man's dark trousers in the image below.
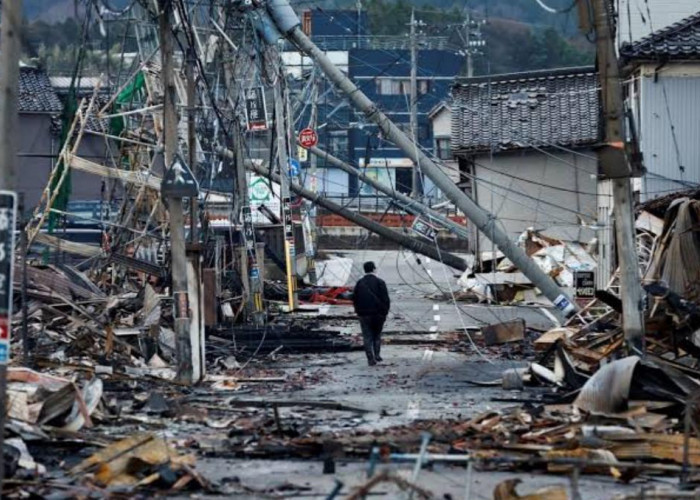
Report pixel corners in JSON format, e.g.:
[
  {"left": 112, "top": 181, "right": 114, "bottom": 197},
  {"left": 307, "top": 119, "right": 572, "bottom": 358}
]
[{"left": 359, "top": 315, "right": 385, "bottom": 364}]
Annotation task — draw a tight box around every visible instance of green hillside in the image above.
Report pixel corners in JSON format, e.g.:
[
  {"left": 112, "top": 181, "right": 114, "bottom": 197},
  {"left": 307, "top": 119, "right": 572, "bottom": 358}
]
[{"left": 20, "top": 0, "right": 592, "bottom": 75}]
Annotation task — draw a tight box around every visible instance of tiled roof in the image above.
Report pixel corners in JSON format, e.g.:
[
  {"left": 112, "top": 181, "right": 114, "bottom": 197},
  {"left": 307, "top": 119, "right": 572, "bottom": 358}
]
[
  {"left": 620, "top": 11, "right": 700, "bottom": 61},
  {"left": 451, "top": 66, "right": 600, "bottom": 155},
  {"left": 20, "top": 67, "right": 63, "bottom": 113}
]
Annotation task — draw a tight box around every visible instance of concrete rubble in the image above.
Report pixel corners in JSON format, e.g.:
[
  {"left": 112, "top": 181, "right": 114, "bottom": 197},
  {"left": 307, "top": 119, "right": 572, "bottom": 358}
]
[
  {"left": 3, "top": 217, "right": 700, "bottom": 499},
  {"left": 1, "top": 0, "right": 700, "bottom": 497}
]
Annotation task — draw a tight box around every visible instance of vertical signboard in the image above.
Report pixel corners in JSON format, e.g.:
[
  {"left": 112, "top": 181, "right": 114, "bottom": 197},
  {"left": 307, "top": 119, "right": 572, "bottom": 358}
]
[
  {"left": 575, "top": 271, "right": 596, "bottom": 299},
  {"left": 0, "top": 192, "right": 17, "bottom": 364},
  {"left": 242, "top": 205, "right": 264, "bottom": 317},
  {"left": 244, "top": 87, "right": 268, "bottom": 131},
  {"left": 281, "top": 195, "right": 297, "bottom": 309}
]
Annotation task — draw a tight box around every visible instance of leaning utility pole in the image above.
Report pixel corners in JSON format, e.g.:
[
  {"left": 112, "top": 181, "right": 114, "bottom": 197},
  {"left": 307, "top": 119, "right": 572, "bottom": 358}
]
[
  {"left": 266, "top": 0, "right": 577, "bottom": 316},
  {"left": 409, "top": 9, "right": 421, "bottom": 200},
  {"left": 245, "top": 161, "right": 469, "bottom": 272},
  {"left": 304, "top": 144, "right": 471, "bottom": 241},
  {"left": 219, "top": 146, "right": 470, "bottom": 271},
  {"left": 159, "top": 0, "right": 193, "bottom": 383},
  {"left": 0, "top": 0, "right": 22, "bottom": 491},
  {"left": 585, "top": 0, "right": 645, "bottom": 354}
]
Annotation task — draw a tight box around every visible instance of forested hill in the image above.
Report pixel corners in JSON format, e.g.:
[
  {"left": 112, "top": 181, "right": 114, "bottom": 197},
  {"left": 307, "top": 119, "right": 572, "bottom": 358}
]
[
  {"left": 309, "top": 0, "right": 592, "bottom": 73},
  {"left": 21, "top": 0, "right": 592, "bottom": 75}
]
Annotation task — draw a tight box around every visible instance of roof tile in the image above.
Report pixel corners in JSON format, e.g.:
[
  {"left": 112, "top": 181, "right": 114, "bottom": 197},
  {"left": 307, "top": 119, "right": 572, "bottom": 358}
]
[
  {"left": 450, "top": 66, "right": 600, "bottom": 154},
  {"left": 19, "top": 67, "right": 63, "bottom": 114},
  {"left": 620, "top": 11, "right": 700, "bottom": 60}
]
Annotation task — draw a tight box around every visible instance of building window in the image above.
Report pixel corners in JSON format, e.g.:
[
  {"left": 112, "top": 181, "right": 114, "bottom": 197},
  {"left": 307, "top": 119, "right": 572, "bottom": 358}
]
[
  {"left": 419, "top": 124, "right": 430, "bottom": 141},
  {"left": 302, "top": 11, "right": 312, "bottom": 36},
  {"left": 328, "top": 132, "right": 348, "bottom": 158},
  {"left": 435, "top": 137, "right": 451, "bottom": 160},
  {"left": 376, "top": 78, "right": 431, "bottom": 95}
]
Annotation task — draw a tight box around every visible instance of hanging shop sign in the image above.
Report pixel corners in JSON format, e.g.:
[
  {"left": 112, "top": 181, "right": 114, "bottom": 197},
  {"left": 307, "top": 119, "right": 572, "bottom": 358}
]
[{"left": 245, "top": 86, "right": 268, "bottom": 131}]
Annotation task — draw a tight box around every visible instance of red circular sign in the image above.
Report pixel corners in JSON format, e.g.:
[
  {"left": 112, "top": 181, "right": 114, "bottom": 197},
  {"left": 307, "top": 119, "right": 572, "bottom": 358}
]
[{"left": 298, "top": 128, "right": 318, "bottom": 148}]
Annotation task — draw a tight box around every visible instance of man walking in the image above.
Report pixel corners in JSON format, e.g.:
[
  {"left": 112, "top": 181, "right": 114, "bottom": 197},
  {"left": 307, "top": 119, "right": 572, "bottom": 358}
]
[{"left": 353, "top": 261, "right": 390, "bottom": 366}]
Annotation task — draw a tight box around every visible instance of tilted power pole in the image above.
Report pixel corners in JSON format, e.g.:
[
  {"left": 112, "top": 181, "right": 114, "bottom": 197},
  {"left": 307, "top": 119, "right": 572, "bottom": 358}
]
[
  {"left": 246, "top": 160, "right": 470, "bottom": 272},
  {"left": 218, "top": 147, "right": 470, "bottom": 271},
  {"left": 303, "top": 144, "right": 471, "bottom": 241},
  {"left": 265, "top": 0, "right": 578, "bottom": 317}
]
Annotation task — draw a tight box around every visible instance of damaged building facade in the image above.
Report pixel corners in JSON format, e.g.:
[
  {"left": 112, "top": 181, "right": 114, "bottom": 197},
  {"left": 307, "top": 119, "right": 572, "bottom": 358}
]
[{"left": 450, "top": 67, "right": 600, "bottom": 264}]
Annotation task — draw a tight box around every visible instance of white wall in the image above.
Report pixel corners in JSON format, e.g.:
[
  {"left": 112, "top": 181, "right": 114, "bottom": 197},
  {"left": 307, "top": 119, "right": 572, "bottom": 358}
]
[
  {"left": 429, "top": 106, "right": 460, "bottom": 193},
  {"left": 431, "top": 106, "right": 451, "bottom": 137},
  {"left": 473, "top": 149, "right": 598, "bottom": 252},
  {"left": 282, "top": 51, "right": 348, "bottom": 79},
  {"left": 305, "top": 167, "right": 349, "bottom": 197}
]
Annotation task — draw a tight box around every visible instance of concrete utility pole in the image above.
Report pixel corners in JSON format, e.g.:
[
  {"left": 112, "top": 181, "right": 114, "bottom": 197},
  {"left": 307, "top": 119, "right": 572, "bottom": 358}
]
[
  {"left": 464, "top": 13, "right": 473, "bottom": 78},
  {"left": 0, "top": 0, "right": 22, "bottom": 490},
  {"left": 305, "top": 70, "right": 319, "bottom": 284},
  {"left": 159, "top": 0, "right": 193, "bottom": 383},
  {"left": 409, "top": 9, "right": 421, "bottom": 200},
  {"left": 186, "top": 48, "right": 197, "bottom": 244},
  {"left": 219, "top": 146, "right": 469, "bottom": 271},
  {"left": 273, "top": 72, "right": 299, "bottom": 311},
  {"left": 246, "top": 161, "right": 469, "bottom": 272},
  {"left": 267, "top": 3, "right": 577, "bottom": 316},
  {"left": 459, "top": 11, "right": 485, "bottom": 78},
  {"left": 356, "top": 0, "right": 362, "bottom": 45},
  {"left": 586, "top": 0, "right": 645, "bottom": 354},
  {"left": 304, "top": 144, "right": 471, "bottom": 241}
]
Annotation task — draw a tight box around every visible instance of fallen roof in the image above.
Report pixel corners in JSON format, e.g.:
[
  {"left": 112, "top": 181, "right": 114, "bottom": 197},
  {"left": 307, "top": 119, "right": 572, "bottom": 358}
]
[
  {"left": 620, "top": 11, "right": 700, "bottom": 61},
  {"left": 451, "top": 66, "right": 600, "bottom": 155}
]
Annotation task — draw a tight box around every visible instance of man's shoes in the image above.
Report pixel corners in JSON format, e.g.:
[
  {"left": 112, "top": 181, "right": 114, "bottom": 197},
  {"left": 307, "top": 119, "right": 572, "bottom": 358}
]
[
  {"left": 376, "top": 356, "right": 383, "bottom": 362},
  {"left": 368, "top": 359, "right": 377, "bottom": 366}
]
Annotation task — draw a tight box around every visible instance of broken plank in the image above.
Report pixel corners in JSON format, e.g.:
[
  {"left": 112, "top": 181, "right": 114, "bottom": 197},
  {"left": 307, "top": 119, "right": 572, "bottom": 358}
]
[
  {"left": 225, "top": 399, "right": 369, "bottom": 413},
  {"left": 534, "top": 328, "right": 575, "bottom": 351},
  {"left": 69, "top": 155, "right": 162, "bottom": 191}
]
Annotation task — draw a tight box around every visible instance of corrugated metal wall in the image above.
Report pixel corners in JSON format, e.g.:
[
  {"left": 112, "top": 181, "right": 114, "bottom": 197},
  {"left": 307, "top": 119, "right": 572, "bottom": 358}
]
[{"left": 639, "top": 73, "right": 700, "bottom": 201}]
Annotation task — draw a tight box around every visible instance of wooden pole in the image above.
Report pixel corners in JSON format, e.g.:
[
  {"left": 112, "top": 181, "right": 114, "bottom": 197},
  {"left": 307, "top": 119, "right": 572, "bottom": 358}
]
[
  {"left": 159, "top": 0, "right": 193, "bottom": 383},
  {"left": 0, "top": 0, "right": 22, "bottom": 491},
  {"left": 589, "top": 0, "right": 645, "bottom": 355}
]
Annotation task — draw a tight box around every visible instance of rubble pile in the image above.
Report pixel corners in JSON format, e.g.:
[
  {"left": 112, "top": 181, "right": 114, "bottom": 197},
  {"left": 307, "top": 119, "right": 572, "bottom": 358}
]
[{"left": 457, "top": 229, "right": 597, "bottom": 305}]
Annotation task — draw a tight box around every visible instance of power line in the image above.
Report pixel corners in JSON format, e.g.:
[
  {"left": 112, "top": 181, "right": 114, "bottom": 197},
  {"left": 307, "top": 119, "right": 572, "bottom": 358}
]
[{"left": 533, "top": 0, "right": 579, "bottom": 15}]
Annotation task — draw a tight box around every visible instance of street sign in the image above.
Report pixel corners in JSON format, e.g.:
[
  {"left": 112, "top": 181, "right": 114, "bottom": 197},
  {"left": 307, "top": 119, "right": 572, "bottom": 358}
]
[
  {"left": 289, "top": 158, "right": 300, "bottom": 177},
  {"left": 0, "top": 191, "right": 17, "bottom": 364},
  {"left": 575, "top": 271, "right": 596, "bottom": 298},
  {"left": 161, "top": 154, "right": 199, "bottom": 198},
  {"left": 242, "top": 205, "right": 255, "bottom": 251},
  {"left": 412, "top": 217, "right": 437, "bottom": 241},
  {"left": 244, "top": 86, "right": 268, "bottom": 131},
  {"left": 298, "top": 127, "right": 318, "bottom": 148},
  {"left": 297, "top": 146, "right": 308, "bottom": 162}
]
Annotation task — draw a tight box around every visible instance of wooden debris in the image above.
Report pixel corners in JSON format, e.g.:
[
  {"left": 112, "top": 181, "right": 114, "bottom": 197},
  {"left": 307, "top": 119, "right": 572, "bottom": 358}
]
[
  {"left": 482, "top": 319, "right": 525, "bottom": 346},
  {"left": 494, "top": 479, "right": 568, "bottom": 500}
]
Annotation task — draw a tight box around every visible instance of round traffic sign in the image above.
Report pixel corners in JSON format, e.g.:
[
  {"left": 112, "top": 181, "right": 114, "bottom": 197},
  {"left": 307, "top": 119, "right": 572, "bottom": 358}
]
[{"left": 298, "top": 127, "right": 318, "bottom": 148}]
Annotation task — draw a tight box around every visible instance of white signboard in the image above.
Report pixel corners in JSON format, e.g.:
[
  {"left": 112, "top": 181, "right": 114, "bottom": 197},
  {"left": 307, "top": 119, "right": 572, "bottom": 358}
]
[
  {"left": 359, "top": 167, "right": 395, "bottom": 196},
  {"left": 248, "top": 174, "right": 281, "bottom": 224}
]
